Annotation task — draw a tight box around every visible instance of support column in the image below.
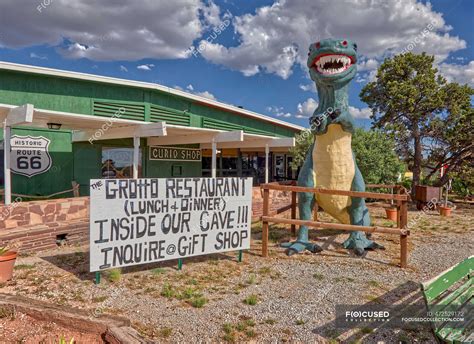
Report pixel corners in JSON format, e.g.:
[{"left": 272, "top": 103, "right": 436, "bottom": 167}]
[
  {"left": 211, "top": 138, "right": 217, "bottom": 178},
  {"left": 264, "top": 143, "right": 269, "bottom": 184},
  {"left": 237, "top": 149, "right": 243, "bottom": 177},
  {"left": 3, "top": 123, "right": 11, "bottom": 205},
  {"left": 133, "top": 136, "right": 140, "bottom": 179}
]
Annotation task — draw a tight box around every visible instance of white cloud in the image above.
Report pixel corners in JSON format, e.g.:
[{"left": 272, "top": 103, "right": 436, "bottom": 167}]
[
  {"left": 174, "top": 84, "right": 216, "bottom": 100},
  {"left": 200, "top": 0, "right": 465, "bottom": 78},
  {"left": 119, "top": 65, "right": 128, "bottom": 72},
  {"left": 296, "top": 98, "right": 318, "bottom": 118},
  {"left": 348, "top": 106, "right": 372, "bottom": 119},
  {"left": 357, "top": 58, "right": 379, "bottom": 72},
  {"left": 194, "top": 90, "right": 216, "bottom": 100},
  {"left": 29, "top": 52, "right": 47, "bottom": 60},
  {"left": 438, "top": 61, "right": 474, "bottom": 86},
  {"left": 266, "top": 105, "right": 291, "bottom": 118},
  {"left": 137, "top": 64, "right": 154, "bottom": 71},
  {"left": 0, "top": 0, "right": 222, "bottom": 61},
  {"left": 299, "top": 83, "right": 316, "bottom": 92}
]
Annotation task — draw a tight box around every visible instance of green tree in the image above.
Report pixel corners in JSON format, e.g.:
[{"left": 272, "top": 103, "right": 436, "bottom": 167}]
[
  {"left": 289, "top": 130, "right": 313, "bottom": 170},
  {"left": 352, "top": 128, "right": 405, "bottom": 184},
  {"left": 360, "top": 52, "right": 473, "bottom": 197},
  {"left": 289, "top": 128, "right": 404, "bottom": 185}
]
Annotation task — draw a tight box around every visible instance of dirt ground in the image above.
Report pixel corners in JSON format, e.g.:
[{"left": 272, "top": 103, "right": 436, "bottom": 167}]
[
  {"left": 0, "top": 308, "right": 102, "bottom": 344},
  {"left": 0, "top": 202, "right": 472, "bottom": 343}
]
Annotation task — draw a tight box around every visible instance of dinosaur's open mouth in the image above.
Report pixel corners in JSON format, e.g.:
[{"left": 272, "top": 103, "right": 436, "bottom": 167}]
[{"left": 313, "top": 54, "right": 353, "bottom": 75}]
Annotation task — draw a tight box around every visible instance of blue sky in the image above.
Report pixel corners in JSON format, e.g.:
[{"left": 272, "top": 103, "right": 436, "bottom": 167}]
[{"left": 0, "top": 0, "right": 472, "bottom": 129}]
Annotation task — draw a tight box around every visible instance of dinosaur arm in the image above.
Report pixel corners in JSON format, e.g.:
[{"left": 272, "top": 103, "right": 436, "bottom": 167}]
[
  {"left": 309, "top": 109, "right": 329, "bottom": 135},
  {"left": 331, "top": 110, "right": 356, "bottom": 134}
]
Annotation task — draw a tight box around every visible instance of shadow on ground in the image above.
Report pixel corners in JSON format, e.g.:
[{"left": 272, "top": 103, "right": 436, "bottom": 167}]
[
  {"left": 312, "top": 280, "right": 435, "bottom": 343},
  {"left": 41, "top": 249, "right": 240, "bottom": 282}
]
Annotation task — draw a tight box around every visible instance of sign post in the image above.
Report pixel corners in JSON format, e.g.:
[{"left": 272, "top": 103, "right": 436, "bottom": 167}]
[
  {"left": 3, "top": 104, "right": 34, "bottom": 205},
  {"left": 89, "top": 177, "right": 252, "bottom": 273}
]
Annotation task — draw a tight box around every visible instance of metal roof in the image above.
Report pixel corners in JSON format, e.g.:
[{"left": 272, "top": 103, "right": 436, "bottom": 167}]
[{"left": 0, "top": 61, "right": 305, "bottom": 132}]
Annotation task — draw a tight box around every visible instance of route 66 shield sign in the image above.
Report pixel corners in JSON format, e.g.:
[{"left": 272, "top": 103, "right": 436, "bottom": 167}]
[{"left": 10, "top": 135, "right": 52, "bottom": 178}]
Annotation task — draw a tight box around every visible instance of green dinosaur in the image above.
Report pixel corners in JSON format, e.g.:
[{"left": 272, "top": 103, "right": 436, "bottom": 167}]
[{"left": 282, "top": 38, "right": 384, "bottom": 256}]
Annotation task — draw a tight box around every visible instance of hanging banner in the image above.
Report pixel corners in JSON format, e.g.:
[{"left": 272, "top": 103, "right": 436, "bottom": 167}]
[
  {"left": 10, "top": 135, "right": 52, "bottom": 178},
  {"left": 89, "top": 177, "right": 252, "bottom": 272},
  {"left": 149, "top": 146, "right": 202, "bottom": 161}
]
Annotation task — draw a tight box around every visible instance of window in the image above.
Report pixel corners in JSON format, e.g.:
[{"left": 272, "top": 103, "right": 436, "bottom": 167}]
[{"left": 101, "top": 147, "right": 141, "bottom": 178}]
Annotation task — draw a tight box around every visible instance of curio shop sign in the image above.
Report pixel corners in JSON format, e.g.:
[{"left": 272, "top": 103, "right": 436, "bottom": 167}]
[{"left": 149, "top": 146, "right": 201, "bottom": 162}]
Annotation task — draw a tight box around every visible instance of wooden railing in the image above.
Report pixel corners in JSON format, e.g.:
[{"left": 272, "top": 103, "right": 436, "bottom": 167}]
[
  {"left": 0, "top": 181, "right": 80, "bottom": 201},
  {"left": 260, "top": 181, "right": 410, "bottom": 268}
]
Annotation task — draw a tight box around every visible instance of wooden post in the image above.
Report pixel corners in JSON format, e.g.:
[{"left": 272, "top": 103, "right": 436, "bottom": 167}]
[
  {"left": 313, "top": 202, "right": 318, "bottom": 221},
  {"left": 400, "top": 198, "right": 408, "bottom": 268},
  {"left": 264, "top": 144, "right": 269, "bottom": 184},
  {"left": 290, "top": 191, "right": 297, "bottom": 236},
  {"left": 3, "top": 124, "right": 11, "bottom": 205},
  {"left": 262, "top": 188, "right": 269, "bottom": 257},
  {"left": 71, "top": 181, "right": 80, "bottom": 197}
]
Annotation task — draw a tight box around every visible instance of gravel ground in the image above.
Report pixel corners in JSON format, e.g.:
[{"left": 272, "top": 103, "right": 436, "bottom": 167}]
[{"left": 1, "top": 203, "right": 472, "bottom": 343}]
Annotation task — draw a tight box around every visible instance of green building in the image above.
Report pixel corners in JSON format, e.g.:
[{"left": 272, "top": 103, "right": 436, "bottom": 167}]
[{"left": 0, "top": 62, "right": 303, "bottom": 200}]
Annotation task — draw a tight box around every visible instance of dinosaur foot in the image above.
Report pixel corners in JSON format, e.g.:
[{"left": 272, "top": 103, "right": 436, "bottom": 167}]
[
  {"left": 280, "top": 241, "right": 323, "bottom": 256},
  {"left": 343, "top": 231, "right": 384, "bottom": 257}
]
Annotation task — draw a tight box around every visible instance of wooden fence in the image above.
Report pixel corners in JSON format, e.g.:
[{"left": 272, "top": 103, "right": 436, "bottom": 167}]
[
  {"left": 0, "top": 181, "right": 80, "bottom": 201},
  {"left": 260, "top": 181, "right": 410, "bottom": 268}
]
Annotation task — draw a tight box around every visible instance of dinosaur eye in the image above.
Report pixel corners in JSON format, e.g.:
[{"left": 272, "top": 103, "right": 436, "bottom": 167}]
[
  {"left": 353, "top": 43, "right": 357, "bottom": 51},
  {"left": 342, "top": 40, "right": 348, "bottom": 46},
  {"left": 315, "top": 41, "right": 320, "bottom": 49}
]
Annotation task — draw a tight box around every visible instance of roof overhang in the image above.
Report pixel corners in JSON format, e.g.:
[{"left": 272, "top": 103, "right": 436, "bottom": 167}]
[
  {"left": 0, "top": 104, "right": 294, "bottom": 150},
  {"left": 149, "top": 124, "right": 295, "bottom": 150},
  {"left": 0, "top": 104, "right": 167, "bottom": 141}
]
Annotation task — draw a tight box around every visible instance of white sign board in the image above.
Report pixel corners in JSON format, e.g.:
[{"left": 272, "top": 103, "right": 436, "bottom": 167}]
[
  {"left": 89, "top": 177, "right": 252, "bottom": 272},
  {"left": 10, "top": 135, "right": 52, "bottom": 178}
]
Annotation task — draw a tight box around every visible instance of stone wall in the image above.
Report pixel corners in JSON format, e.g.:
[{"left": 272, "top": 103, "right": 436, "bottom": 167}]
[
  {"left": 0, "top": 197, "right": 89, "bottom": 229},
  {"left": 0, "top": 197, "right": 89, "bottom": 253}
]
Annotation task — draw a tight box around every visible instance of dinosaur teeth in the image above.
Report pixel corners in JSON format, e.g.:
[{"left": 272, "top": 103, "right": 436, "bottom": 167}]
[{"left": 314, "top": 54, "right": 353, "bottom": 75}]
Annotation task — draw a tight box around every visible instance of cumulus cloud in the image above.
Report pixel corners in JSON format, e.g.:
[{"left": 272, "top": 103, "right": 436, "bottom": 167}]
[
  {"left": 357, "top": 58, "right": 379, "bottom": 72},
  {"left": 200, "top": 0, "right": 465, "bottom": 79},
  {"left": 137, "top": 64, "right": 154, "bottom": 71},
  {"left": 438, "top": 61, "right": 474, "bottom": 86},
  {"left": 194, "top": 90, "right": 216, "bottom": 100},
  {"left": 299, "top": 83, "right": 316, "bottom": 92},
  {"left": 296, "top": 98, "right": 318, "bottom": 118},
  {"left": 30, "top": 52, "right": 48, "bottom": 60},
  {"left": 0, "top": 0, "right": 222, "bottom": 61},
  {"left": 348, "top": 106, "right": 372, "bottom": 119},
  {"left": 266, "top": 106, "right": 292, "bottom": 118},
  {"left": 174, "top": 84, "right": 217, "bottom": 100}
]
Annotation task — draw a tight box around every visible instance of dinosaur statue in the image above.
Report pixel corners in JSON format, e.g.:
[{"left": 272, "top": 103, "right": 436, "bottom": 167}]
[{"left": 282, "top": 38, "right": 384, "bottom": 256}]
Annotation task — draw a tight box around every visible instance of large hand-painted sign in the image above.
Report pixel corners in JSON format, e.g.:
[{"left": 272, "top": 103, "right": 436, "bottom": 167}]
[
  {"left": 149, "top": 146, "right": 202, "bottom": 161},
  {"left": 10, "top": 135, "right": 52, "bottom": 178},
  {"left": 89, "top": 177, "right": 252, "bottom": 272}
]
